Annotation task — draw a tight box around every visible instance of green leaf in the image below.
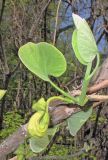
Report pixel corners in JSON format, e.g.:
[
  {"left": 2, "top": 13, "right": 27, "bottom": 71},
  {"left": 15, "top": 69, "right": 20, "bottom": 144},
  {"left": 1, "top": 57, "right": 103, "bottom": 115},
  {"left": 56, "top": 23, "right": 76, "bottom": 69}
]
[
  {"left": 30, "top": 135, "right": 49, "bottom": 153},
  {"left": 18, "top": 42, "right": 67, "bottom": 81},
  {"left": 0, "top": 90, "right": 6, "bottom": 100},
  {"left": 67, "top": 107, "right": 92, "bottom": 136},
  {"left": 72, "top": 14, "right": 98, "bottom": 64},
  {"left": 29, "top": 127, "right": 58, "bottom": 153},
  {"left": 72, "top": 30, "right": 88, "bottom": 65}
]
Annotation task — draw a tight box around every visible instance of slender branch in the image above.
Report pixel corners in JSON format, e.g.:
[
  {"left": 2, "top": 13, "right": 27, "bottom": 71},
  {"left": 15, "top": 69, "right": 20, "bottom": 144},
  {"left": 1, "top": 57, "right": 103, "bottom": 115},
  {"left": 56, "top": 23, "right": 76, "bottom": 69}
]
[
  {"left": 71, "top": 90, "right": 108, "bottom": 102},
  {"left": 92, "top": 105, "right": 102, "bottom": 137},
  {"left": 53, "top": 0, "right": 62, "bottom": 45},
  {"left": 28, "top": 0, "right": 51, "bottom": 39},
  {"left": 88, "top": 94, "right": 108, "bottom": 101},
  {"left": 0, "top": 0, "right": 6, "bottom": 25},
  {"left": 88, "top": 80, "right": 108, "bottom": 94}
]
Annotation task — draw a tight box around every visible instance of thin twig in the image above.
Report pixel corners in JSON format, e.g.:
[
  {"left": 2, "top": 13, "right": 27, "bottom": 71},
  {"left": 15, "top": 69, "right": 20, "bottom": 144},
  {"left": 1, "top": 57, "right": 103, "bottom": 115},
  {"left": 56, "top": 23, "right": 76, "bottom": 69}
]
[
  {"left": 88, "top": 94, "right": 108, "bottom": 102},
  {"left": 53, "top": 0, "right": 62, "bottom": 45},
  {"left": 92, "top": 104, "right": 102, "bottom": 137},
  {"left": 28, "top": 0, "right": 51, "bottom": 39},
  {"left": 0, "top": 0, "right": 6, "bottom": 25},
  {"left": 88, "top": 80, "right": 108, "bottom": 94},
  {"left": 71, "top": 90, "right": 108, "bottom": 102}
]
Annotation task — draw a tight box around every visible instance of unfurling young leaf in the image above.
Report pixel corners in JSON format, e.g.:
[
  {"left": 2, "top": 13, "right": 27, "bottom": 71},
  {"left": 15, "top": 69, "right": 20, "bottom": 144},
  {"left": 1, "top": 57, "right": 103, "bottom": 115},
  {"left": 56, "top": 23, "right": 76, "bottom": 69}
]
[
  {"left": 72, "top": 13, "right": 99, "bottom": 64},
  {"left": 32, "top": 98, "right": 47, "bottom": 111},
  {"left": 28, "top": 98, "right": 49, "bottom": 137}
]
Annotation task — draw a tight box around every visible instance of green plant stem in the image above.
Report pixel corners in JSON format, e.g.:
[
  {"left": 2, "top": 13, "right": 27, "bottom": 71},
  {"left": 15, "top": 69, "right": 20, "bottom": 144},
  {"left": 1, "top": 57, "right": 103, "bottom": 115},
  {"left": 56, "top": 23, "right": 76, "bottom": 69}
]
[
  {"left": 49, "top": 80, "right": 77, "bottom": 103},
  {"left": 79, "top": 63, "right": 92, "bottom": 106},
  {"left": 88, "top": 52, "right": 100, "bottom": 79},
  {"left": 79, "top": 79, "right": 90, "bottom": 106},
  {"left": 79, "top": 53, "right": 100, "bottom": 106}
]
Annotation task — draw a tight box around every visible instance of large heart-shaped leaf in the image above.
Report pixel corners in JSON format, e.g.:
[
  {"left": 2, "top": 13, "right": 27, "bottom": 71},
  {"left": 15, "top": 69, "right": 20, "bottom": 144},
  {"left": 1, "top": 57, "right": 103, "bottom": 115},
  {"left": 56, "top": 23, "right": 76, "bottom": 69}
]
[
  {"left": 18, "top": 42, "right": 67, "bottom": 81},
  {"left": 72, "top": 14, "right": 98, "bottom": 64},
  {"left": 0, "top": 90, "right": 6, "bottom": 100},
  {"left": 29, "top": 127, "right": 58, "bottom": 153},
  {"left": 67, "top": 107, "right": 92, "bottom": 136}
]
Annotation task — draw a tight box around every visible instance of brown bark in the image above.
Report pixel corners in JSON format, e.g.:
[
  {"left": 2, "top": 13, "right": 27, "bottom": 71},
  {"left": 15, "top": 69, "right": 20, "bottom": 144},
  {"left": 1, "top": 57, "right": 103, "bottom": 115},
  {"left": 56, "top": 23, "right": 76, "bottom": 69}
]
[{"left": 0, "top": 125, "right": 27, "bottom": 159}]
